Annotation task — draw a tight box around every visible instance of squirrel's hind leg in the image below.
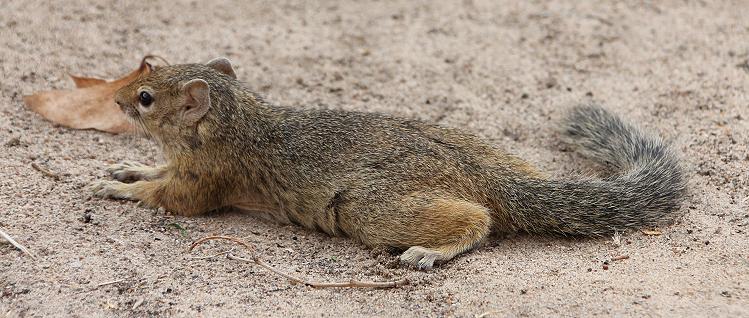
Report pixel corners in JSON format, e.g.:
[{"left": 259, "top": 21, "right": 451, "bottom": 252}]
[{"left": 383, "top": 195, "right": 492, "bottom": 270}]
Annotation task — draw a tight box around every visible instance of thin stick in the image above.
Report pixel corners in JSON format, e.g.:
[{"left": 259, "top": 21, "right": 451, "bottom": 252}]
[
  {"left": 611, "top": 255, "right": 630, "bottom": 261},
  {"left": 96, "top": 278, "right": 127, "bottom": 287},
  {"left": 475, "top": 310, "right": 500, "bottom": 318},
  {"left": 31, "top": 162, "right": 61, "bottom": 181},
  {"left": 190, "top": 236, "right": 408, "bottom": 289},
  {"left": 0, "top": 227, "right": 36, "bottom": 260},
  {"left": 189, "top": 235, "right": 255, "bottom": 253},
  {"left": 187, "top": 249, "right": 233, "bottom": 260}
]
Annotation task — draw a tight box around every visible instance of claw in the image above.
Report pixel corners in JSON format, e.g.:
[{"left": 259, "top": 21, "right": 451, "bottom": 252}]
[
  {"left": 89, "top": 180, "right": 131, "bottom": 200},
  {"left": 106, "top": 160, "right": 142, "bottom": 173},
  {"left": 399, "top": 246, "right": 442, "bottom": 270},
  {"left": 106, "top": 161, "right": 149, "bottom": 182}
]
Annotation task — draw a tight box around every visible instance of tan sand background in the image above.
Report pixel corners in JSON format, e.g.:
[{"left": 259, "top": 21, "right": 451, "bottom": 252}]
[{"left": 1, "top": 0, "right": 748, "bottom": 317}]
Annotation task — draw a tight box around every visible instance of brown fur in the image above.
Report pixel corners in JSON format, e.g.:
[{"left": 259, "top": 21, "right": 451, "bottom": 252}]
[{"left": 90, "top": 58, "right": 685, "bottom": 269}]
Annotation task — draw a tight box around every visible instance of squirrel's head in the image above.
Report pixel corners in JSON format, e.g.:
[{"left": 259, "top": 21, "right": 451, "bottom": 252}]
[{"left": 114, "top": 57, "right": 238, "bottom": 146}]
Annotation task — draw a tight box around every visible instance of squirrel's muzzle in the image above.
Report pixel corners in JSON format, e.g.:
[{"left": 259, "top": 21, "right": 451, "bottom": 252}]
[{"left": 114, "top": 96, "right": 129, "bottom": 112}]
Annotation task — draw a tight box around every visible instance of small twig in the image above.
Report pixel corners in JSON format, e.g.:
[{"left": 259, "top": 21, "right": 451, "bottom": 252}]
[
  {"left": 31, "top": 162, "right": 61, "bottom": 181},
  {"left": 190, "top": 235, "right": 408, "bottom": 289},
  {"left": 611, "top": 255, "right": 630, "bottom": 261},
  {"left": 189, "top": 235, "right": 255, "bottom": 253},
  {"left": 476, "top": 310, "right": 500, "bottom": 318},
  {"left": 95, "top": 278, "right": 127, "bottom": 288},
  {"left": 0, "top": 227, "right": 36, "bottom": 260},
  {"left": 73, "top": 278, "right": 129, "bottom": 295},
  {"left": 186, "top": 249, "right": 233, "bottom": 260}
]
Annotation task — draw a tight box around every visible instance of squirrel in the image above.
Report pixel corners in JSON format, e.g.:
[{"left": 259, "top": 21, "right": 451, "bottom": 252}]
[{"left": 91, "top": 57, "right": 686, "bottom": 269}]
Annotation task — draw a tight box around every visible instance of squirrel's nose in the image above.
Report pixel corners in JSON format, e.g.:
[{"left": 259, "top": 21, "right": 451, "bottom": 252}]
[{"left": 114, "top": 97, "right": 125, "bottom": 108}]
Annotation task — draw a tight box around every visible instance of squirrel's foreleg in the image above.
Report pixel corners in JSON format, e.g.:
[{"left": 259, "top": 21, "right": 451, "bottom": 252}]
[
  {"left": 106, "top": 161, "right": 166, "bottom": 183},
  {"left": 90, "top": 173, "right": 217, "bottom": 216}
]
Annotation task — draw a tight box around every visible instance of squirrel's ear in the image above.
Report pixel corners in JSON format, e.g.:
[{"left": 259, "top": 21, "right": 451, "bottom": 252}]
[
  {"left": 181, "top": 79, "right": 211, "bottom": 123},
  {"left": 206, "top": 57, "right": 237, "bottom": 79}
]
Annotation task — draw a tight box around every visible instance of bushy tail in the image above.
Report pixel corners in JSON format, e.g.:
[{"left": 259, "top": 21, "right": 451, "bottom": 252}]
[{"left": 503, "top": 104, "right": 686, "bottom": 236}]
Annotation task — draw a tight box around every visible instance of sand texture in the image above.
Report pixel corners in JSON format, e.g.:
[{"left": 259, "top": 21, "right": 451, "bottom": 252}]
[{"left": 1, "top": 1, "right": 748, "bottom": 317}]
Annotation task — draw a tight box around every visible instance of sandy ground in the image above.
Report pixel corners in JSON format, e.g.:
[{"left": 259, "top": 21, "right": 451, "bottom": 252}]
[{"left": 1, "top": 0, "right": 748, "bottom": 317}]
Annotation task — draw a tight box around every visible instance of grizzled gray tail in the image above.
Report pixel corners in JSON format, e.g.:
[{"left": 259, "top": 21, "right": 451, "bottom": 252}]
[{"left": 505, "top": 104, "right": 686, "bottom": 236}]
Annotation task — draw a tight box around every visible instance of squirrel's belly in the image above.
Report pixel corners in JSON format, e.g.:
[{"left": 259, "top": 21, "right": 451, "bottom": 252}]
[
  {"left": 234, "top": 201, "right": 348, "bottom": 237},
  {"left": 233, "top": 200, "right": 293, "bottom": 224}
]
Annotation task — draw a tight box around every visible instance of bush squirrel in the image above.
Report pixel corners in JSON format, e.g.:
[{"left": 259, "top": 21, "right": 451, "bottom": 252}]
[{"left": 91, "top": 57, "right": 686, "bottom": 269}]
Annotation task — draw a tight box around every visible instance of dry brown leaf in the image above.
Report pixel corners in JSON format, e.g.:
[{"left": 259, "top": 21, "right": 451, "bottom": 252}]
[
  {"left": 641, "top": 229, "right": 662, "bottom": 236},
  {"left": 23, "top": 56, "right": 165, "bottom": 134},
  {"left": 69, "top": 74, "right": 106, "bottom": 88}
]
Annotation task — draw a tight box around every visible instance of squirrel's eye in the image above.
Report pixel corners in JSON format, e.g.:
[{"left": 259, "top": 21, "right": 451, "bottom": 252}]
[{"left": 139, "top": 91, "right": 153, "bottom": 107}]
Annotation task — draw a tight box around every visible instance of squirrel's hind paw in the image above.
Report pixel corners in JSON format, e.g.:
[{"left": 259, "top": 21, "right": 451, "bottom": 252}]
[{"left": 399, "top": 246, "right": 444, "bottom": 270}]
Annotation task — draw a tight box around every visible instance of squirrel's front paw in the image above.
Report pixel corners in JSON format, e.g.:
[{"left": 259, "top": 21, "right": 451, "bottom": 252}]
[
  {"left": 90, "top": 180, "right": 134, "bottom": 200},
  {"left": 106, "top": 161, "right": 153, "bottom": 183}
]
